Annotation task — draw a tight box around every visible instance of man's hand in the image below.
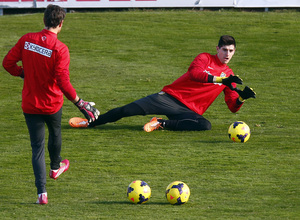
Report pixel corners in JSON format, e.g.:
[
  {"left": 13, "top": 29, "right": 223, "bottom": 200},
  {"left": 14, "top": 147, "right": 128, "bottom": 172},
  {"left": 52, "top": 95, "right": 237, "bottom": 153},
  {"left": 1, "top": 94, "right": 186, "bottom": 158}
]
[
  {"left": 74, "top": 98, "right": 100, "bottom": 123},
  {"left": 221, "top": 75, "right": 243, "bottom": 90},
  {"left": 234, "top": 86, "right": 256, "bottom": 100}
]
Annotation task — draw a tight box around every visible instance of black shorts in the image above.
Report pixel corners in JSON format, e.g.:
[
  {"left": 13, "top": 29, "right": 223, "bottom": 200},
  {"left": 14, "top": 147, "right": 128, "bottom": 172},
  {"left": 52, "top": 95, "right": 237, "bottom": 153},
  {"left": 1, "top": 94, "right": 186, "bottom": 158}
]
[{"left": 134, "top": 92, "right": 204, "bottom": 120}]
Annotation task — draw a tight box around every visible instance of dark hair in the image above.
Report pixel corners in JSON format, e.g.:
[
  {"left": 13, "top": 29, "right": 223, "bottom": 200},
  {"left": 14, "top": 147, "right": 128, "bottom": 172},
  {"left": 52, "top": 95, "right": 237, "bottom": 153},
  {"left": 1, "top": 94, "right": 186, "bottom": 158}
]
[
  {"left": 218, "top": 35, "right": 236, "bottom": 48},
  {"left": 44, "top": 4, "right": 66, "bottom": 28}
]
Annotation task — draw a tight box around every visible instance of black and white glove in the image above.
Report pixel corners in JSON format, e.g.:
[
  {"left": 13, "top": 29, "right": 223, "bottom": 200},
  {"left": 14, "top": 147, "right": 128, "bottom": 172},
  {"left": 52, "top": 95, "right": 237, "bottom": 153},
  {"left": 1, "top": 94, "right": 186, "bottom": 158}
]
[{"left": 75, "top": 98, "right": 100, "bottom": 123}]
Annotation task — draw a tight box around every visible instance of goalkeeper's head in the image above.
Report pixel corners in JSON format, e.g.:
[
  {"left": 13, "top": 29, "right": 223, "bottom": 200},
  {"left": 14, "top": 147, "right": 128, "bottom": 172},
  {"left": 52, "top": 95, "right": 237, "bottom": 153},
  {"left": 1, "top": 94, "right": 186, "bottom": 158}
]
[
  {"left": 218, "top": 35, "right": 236, "bottom": 49},
  {"left": 216, "top": 35, "right": 236, "bottom": 64}
]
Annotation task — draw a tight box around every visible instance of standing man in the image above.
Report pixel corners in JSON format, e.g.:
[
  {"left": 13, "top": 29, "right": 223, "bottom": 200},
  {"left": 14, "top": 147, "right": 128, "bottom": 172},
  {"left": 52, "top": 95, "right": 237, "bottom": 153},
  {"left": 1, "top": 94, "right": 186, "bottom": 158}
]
[
  {"left": 71, "top": 35, "right": 255, "bottom": 131},
  {"left": 2, "top": 4, "right": 100, "bottom": 205}
]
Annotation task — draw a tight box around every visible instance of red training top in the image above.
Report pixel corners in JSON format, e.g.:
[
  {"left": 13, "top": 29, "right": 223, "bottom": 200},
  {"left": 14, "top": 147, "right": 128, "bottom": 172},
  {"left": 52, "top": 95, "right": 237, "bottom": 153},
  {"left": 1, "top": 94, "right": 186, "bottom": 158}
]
[
  {"left": 2, "top": 29, "right": 77, "bottom": 114},
  {"left": 162, "top": 53, "right": 243, "bottom": 115}
]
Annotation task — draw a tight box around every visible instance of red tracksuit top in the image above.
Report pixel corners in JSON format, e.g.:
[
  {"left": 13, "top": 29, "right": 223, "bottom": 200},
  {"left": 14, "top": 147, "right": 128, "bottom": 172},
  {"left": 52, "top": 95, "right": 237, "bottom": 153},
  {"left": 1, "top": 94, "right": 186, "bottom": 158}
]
[
  {"left": 162, "top": 53, "right": 243, "bottom": 115},
  {"left": 2, "top": 29, "right": 77, "bottom": 114}
]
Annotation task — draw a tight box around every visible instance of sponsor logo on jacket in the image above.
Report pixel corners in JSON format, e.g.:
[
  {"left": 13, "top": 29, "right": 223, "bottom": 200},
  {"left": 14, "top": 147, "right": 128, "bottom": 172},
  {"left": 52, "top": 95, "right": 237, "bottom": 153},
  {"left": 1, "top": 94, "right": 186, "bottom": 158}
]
[{"left": 24, "top": 41, "right": 52, "bottom": 58}]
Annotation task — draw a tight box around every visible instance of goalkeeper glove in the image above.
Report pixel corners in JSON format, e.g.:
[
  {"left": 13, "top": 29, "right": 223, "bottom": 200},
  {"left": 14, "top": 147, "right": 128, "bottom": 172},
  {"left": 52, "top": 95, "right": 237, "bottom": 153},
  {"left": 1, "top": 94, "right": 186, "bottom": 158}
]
[
  {"left": 234, "top": 86, "right": 256, "bottom": 101},
  {"left": 215, "top": 75, "right": 243, "bottom": 90},
  {"left": 75, "top": 98, "right": 100, "bottom": 123}
]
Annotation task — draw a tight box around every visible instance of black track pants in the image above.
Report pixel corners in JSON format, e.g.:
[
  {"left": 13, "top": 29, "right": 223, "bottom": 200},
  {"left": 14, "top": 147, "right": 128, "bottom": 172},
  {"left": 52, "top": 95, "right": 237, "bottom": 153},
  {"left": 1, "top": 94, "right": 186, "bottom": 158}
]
[
  {"left": 24, "top": 108, "right": 62, "bottom": 194},
  {"left": 90, "top": 93, "right": 211, "bottom": 131}
]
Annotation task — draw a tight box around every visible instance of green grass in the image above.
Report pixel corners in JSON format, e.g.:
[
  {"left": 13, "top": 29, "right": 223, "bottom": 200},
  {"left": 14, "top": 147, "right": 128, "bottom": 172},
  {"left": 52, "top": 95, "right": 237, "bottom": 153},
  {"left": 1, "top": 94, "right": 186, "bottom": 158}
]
[{"left": 0, "top": 9, "right": 299, "bottom": 219}]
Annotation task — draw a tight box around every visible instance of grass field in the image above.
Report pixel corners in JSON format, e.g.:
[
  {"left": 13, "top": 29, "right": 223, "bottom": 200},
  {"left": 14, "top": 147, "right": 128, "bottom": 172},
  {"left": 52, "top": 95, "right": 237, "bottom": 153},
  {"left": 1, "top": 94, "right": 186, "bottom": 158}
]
[{"left": 0, "top": 9, "right": 299, "bottom": 219}]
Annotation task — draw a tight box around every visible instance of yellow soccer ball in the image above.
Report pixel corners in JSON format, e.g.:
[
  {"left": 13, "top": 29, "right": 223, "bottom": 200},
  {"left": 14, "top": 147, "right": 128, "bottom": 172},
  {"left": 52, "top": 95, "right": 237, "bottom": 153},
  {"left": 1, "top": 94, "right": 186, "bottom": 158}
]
[
  {"left": 165, "top": 181, "right": 190, "bottom": 205},
  {"left": 228, "top": 121, "right": 251, "bottom": 143},
  {"left": 127, "top": 180, "right": 151, "bottom": 204}
]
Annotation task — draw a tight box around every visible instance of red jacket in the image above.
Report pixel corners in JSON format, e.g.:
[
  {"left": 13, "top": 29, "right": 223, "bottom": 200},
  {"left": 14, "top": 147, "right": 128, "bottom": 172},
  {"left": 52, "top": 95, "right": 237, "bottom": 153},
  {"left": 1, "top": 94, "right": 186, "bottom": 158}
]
[
  {"left": 162, "top": 53, "right": 243, "bottom": 115},
  {"left": 2, "top": 29, "right": 77, "bottom": 114}
]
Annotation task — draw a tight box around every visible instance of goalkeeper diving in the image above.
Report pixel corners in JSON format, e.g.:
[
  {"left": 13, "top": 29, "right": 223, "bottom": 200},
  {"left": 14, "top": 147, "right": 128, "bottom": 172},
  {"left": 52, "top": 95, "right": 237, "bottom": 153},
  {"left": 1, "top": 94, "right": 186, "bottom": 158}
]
[{"left": 70, "top": 35, "right": 255, "bottom": 132}]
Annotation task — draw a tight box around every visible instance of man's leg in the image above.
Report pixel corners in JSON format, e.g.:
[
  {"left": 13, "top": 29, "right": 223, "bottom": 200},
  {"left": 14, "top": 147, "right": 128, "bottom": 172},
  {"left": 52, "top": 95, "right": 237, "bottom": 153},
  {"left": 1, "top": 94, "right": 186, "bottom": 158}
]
[
  {"left": 163, "top": 113, "right": 211, "bottom": 131},
  {"left": 91, "top": 92, "right": 211, "bottom": 131},
  {"left": 44, "top": 108, "right": 62, "bottom": 170},
  {"left": 136, "top": 93, "right": 212, "bottom": 131},
  {"left": 24, "top": 113, "right": 47, "bottom": 194},
  {"left": 90, "top": 102, "right": 145, "bottom": 127}
]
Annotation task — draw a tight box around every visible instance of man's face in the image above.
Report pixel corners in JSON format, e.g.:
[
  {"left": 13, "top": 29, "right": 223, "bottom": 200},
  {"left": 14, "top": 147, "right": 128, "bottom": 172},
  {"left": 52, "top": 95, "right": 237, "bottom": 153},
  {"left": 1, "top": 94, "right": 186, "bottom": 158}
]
[{"left": 216, "top": 45, "right": 236, "bottom": 64}]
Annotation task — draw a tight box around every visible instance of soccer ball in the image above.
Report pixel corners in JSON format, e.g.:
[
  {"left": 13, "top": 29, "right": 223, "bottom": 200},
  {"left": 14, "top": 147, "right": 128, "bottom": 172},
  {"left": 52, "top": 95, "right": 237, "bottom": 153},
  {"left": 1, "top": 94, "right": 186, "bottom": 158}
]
[
  {"left": 228, "top": 121, "right": 251, "bottom": 143},
  {"left": 127, "top": 180, "right": 151, "bottom": 204},
  {"left": 165, "top": 181, "right": 190, "bottom": 205}
]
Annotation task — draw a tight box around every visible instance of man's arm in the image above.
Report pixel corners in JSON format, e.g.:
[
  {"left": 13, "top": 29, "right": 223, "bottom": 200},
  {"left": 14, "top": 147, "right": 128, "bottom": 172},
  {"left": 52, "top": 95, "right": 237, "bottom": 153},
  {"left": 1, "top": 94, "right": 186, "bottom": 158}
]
[
  {"left": 188, "top": 54, "right": 243, "bottom": 88},
  {"left": 223, "top": 85, "right": 244, "bottom": 113},
  {"left": 224, "top": 85, "right": 256, "bottom": 113},
  {"left": 188, "top": 53, "right": 211, "bottom": 82},
  {"left": 55, "top": 46, "right": 100, "bottom": 123},
  {"left": 2, "top": 38, "right": 24, "bottom": 77},
  {"left": 211, "top": 75, "right": 243, "bottom": 89}
]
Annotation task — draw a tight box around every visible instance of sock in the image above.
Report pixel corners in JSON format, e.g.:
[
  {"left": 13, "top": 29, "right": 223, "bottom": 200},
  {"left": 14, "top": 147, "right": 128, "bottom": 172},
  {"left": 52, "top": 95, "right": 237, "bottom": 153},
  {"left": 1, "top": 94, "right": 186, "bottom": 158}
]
[{"left": 157, "top": 119, "right": 167, "bottom": 128}]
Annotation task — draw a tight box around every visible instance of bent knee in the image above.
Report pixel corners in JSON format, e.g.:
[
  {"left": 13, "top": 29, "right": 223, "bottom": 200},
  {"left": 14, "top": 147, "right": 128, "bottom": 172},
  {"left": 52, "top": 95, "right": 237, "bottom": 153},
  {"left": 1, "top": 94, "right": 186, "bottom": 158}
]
[
  {"left": 196, "top": 119, "right": 211, "bottom": 131},
  {"left": 203, "top": 121, "right": 211, "bottom": 130}
]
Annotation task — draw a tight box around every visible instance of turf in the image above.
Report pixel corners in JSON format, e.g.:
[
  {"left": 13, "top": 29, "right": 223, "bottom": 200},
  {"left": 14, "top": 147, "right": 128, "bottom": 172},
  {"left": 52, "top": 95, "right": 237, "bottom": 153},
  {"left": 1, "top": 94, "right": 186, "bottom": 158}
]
[{"left": 0, "top": 9, "right": 299, "bottom": 219}]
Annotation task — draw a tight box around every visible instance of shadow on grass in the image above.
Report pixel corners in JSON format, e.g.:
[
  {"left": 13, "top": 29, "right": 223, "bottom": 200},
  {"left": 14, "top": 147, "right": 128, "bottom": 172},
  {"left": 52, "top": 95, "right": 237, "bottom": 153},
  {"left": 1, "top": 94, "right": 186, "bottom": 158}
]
[
  {"left": 90, "top": 200, "right": 170, "bottom": 205},
  {"left": 62, "top": 124, "right": 144, "bottom": 131},
  {"left": 62, "top": 124, "right": 230, "bottom": 143},
  {"left": 193, "top": 140, "right": 229, "bottom": 144}
]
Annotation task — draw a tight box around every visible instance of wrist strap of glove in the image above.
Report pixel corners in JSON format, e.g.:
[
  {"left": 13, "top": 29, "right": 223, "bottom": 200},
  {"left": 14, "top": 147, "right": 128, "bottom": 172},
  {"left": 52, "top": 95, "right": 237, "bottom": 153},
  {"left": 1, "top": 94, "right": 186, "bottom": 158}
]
[
  {"left": 214, "top": 76, "right": 226, "bottom": 83},
  {"left": 238, "top": 96, "right": 245, "bottom": 103},
  {"left": 75, "top": 98, "right": 84, "bottom": 108}
]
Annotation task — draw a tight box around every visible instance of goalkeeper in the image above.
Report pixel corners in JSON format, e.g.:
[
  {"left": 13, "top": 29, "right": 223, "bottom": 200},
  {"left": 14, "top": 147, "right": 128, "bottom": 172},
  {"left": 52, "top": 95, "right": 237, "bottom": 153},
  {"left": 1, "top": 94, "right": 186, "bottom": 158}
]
[{"left": 88, "top": 35, "right": 255, "bottom": 132}]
